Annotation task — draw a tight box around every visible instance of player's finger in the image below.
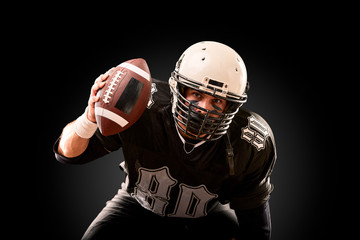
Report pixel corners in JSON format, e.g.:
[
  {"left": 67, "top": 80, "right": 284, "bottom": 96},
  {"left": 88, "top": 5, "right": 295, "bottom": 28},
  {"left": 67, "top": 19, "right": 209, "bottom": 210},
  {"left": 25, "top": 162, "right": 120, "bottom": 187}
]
[
  {"left": 105, "top": 67, "right": 115, "bottom": 76},
  {"left": 91, "top": 81, "right": 106, "bottom": 96},
  {"left": 94, "top": 73, "right": 105, "bottom": 83},
  {"left": 101, "top": 72, "right": 109, "bottom": 81},
  {"left": 94, "top": 69, "right": 110, "bottom": 84},
  {"left": 94, "top": 74, "right": 102, "bottom": 84},
  {"left": 97, "top": 81, "right": 106, "bottom": 89},
  {"left": 90, "top": 83, "right": 98, "bottom": 97},
  {"left": 92, "top": 95, "right": 100, "bottom": 103},
  {"left": 88, "top": 95, "right": 99, "bottom": 107}
]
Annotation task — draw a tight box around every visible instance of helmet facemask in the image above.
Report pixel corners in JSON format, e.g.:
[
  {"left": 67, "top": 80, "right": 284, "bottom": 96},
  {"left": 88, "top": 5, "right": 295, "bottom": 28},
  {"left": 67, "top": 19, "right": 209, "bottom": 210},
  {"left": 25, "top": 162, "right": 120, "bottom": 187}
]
[{"left": 169, "top": 71, "right": 246, "bottom": 141}]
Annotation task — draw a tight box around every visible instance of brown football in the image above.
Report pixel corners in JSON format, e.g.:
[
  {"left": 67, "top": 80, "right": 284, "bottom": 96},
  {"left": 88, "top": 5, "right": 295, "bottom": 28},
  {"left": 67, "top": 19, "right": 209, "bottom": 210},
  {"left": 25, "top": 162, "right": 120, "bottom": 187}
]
[{"left": 95, "top": 58, "right": 151, "bottom": 136}]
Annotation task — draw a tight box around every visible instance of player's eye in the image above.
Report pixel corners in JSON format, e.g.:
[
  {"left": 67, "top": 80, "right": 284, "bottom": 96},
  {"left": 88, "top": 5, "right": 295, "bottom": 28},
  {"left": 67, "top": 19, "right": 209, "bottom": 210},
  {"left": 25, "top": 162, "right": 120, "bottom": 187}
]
[
  {"left": 213, "top": 99, "right": 223, "bottom": 104},
  {"left": 192, "top": 92, "right": 201, "bottom": 98}
]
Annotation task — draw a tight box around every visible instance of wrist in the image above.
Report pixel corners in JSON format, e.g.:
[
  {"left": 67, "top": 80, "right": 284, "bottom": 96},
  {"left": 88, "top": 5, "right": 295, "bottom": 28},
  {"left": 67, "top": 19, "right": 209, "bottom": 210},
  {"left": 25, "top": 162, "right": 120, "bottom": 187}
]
[{"left": 74, "top": 107, "right": 98, "bottom": 139}]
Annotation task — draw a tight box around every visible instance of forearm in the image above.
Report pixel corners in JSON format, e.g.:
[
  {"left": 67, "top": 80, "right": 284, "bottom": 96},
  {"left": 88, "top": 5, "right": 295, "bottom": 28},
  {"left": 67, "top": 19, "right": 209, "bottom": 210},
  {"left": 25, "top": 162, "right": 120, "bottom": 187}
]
[{"left": 58, "top": 121, "right": 91, "bottom": 158}]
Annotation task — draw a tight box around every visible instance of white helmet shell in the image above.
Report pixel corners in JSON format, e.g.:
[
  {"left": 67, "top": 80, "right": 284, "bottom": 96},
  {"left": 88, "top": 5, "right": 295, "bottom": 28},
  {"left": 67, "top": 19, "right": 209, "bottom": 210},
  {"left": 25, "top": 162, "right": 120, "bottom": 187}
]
[{"left": 175, "top": 41, "right": 247, "bottom": 101}]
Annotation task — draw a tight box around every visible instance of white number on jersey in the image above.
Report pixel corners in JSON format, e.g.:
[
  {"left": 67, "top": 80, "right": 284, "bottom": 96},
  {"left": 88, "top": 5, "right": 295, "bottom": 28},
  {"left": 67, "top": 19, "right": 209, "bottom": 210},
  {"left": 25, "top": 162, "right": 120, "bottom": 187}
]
[
  {"left": 132, "top": 166, "right": 217, "bottom": 218},
  {"left": 241, "top": 115, "right": 269, "bottom": 151}
]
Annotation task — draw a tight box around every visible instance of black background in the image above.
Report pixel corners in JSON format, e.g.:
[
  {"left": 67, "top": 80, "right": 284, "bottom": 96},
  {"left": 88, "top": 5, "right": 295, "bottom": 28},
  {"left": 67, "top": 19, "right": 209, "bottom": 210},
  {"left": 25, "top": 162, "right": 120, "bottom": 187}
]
[{"left": 35, "top": 14, "right": 333, "bottom": 240}]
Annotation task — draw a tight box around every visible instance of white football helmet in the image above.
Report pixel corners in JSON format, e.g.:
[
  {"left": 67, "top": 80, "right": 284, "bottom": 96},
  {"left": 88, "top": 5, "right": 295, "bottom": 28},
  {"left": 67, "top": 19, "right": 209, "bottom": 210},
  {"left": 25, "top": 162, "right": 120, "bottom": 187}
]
[{"left": 169, "top": 41, "right": 248, "bottom": 141}]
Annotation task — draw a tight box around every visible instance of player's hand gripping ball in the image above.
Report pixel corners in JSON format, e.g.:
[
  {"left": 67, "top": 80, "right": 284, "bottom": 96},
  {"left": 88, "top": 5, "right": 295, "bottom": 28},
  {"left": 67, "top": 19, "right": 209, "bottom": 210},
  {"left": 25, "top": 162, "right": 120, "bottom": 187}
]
[{"left": 95, "top": 58, "right": 151, "bottom": 136}]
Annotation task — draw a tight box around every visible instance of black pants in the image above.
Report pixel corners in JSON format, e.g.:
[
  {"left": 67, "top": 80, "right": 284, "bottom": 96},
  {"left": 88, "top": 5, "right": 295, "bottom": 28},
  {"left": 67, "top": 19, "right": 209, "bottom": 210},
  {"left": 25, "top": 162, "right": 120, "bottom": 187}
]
[{"left": 82, "top": 189, "right": 239, "bottom": 240}]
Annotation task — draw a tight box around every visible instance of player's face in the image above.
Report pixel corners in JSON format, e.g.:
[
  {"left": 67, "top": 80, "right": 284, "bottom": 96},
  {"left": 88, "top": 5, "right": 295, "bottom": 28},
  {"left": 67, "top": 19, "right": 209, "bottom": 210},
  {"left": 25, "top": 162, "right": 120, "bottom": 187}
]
[
  {"left": 178, "top": 88, "right": 227, "bottom": 139},
  {"left": 184, "top": 88, "right": 227, "bottom": 116}
]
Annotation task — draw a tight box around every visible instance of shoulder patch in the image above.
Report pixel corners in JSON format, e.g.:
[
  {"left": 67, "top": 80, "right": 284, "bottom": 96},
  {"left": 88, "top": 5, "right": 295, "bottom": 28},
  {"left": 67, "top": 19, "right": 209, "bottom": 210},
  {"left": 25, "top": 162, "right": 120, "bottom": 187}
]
[
  {"left": 241, "top": 115, "right": 269, "bottom": 151},
  {"left": 147, "top": 82, "right": 158, "bottom": 109}
]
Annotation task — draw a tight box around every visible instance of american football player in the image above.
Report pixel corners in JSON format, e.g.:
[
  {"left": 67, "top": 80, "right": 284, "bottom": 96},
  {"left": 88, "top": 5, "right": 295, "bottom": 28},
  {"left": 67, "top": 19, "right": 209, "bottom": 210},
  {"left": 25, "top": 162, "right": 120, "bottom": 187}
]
[{"left": 54, "top": 41, "right": 277, "bottom": 240}]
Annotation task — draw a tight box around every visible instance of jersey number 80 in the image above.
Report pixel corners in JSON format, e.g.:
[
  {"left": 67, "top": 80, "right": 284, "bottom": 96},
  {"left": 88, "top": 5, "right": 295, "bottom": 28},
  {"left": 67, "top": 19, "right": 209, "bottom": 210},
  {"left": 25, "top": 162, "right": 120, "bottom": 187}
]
[{"left": 132, "top": 166, "right": 218, "bottom": 218}]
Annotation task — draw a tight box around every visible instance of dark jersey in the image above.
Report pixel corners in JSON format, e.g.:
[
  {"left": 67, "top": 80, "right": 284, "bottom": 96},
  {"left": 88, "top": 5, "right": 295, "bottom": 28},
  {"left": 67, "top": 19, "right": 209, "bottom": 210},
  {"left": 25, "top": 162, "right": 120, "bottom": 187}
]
[{"left": 54, "top": 78, "right": 277, "bottom": 218}]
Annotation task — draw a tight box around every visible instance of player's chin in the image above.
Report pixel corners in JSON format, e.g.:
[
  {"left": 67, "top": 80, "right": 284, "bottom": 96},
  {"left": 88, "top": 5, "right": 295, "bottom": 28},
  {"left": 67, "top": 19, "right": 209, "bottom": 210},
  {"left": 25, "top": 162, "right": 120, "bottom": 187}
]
[
  {"left": 185, "top": 130, "right": 207, "bottom": 139},
  {"left": 177, "top": 120, "right": 208, "bottom": 140},
  {"left": 189, "top": 126, "right": 211, "bottom": 138}
]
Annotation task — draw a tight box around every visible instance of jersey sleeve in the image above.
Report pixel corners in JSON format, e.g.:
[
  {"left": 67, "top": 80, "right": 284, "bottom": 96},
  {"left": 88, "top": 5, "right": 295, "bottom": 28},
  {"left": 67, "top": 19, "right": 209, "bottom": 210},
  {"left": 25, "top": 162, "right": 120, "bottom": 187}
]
[
  {"left": 226, "top": 111, "right": 277, "bottom": 211},
  {"left": 53, "top": 129, "right": 122, "bottom": 164},
  {"left": 229, "top": 146, "right": 276, "bottom": 210}
]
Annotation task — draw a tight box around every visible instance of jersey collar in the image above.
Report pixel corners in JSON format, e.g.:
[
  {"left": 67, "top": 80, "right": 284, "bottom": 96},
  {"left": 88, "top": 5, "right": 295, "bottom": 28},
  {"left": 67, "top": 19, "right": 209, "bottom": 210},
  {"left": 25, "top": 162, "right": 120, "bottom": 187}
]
[{"left": 175, "top": 126, "right": 207, "bottom": 154}]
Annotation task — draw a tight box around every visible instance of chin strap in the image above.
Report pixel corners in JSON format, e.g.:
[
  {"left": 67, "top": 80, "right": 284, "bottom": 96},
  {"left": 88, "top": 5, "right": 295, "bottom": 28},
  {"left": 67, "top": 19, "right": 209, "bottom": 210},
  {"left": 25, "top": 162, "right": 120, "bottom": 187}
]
[{"left": 225, "top": 132, "right": 235, "bottom": 175}]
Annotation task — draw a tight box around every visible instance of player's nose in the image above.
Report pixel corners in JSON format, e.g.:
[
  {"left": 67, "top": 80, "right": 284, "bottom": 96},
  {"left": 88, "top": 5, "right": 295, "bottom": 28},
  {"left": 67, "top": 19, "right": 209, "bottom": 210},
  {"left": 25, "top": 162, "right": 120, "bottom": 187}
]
[{"left": 196, "top": 100, "right": 211, "bottom": 115}]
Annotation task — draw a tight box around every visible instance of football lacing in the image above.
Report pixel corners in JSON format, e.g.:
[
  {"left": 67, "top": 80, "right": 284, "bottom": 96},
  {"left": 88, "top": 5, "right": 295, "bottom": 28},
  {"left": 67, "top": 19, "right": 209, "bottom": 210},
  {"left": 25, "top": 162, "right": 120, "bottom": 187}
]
[{"left": 103, "top": 71, "right": 124, "bottom": 104}]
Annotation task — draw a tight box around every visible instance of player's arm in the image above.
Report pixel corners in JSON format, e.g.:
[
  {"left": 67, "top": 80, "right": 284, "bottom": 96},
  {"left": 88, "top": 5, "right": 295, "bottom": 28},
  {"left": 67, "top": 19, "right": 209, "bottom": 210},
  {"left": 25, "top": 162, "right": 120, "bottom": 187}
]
[
  {"left": 57, "top": 73, "right": 108, "bottom": 158},
  {"left": 57, "top": 120, "right": 90, "bottom": 158},
  {"left": 234, "top": 201, "right": 271, "bottom": 240},
  {"left": 230, "top": 118, "right": 276, "bottom": 239}
]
